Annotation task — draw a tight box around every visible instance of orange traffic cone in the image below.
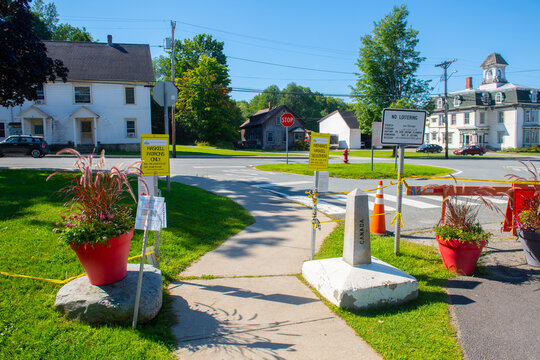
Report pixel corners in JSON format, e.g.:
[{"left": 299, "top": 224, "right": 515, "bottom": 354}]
[{"left": 370, "top": 180, "right": 386, "bottom": 235}]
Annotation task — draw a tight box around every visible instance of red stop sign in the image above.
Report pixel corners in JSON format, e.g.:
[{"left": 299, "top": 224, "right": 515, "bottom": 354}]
[{"left": 280, "top": 113, "right": 295, "bottom": 127}]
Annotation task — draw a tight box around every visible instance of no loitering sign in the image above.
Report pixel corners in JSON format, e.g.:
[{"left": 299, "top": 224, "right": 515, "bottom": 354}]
[
  {"left": 308, "top": 132, "right": 331, "bottom": 171},
  {"left": 141, "top": 134, "right": 170, "bottom": 176},
  {"left": 381, "top": 109, "right": 426, "bottom": 145}
]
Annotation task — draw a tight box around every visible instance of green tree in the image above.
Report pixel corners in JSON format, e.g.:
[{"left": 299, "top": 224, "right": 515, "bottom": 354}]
[
  {"left": 246, "top": 83, "right": 349, "bottom": 130},
  {"left": 247, "top": 84, "right": 280, "bottom": 115},
  {"left": 0, "top": 0, "right": 68, "bottom": 106},
  {"left": 154, "top": 34, "right": 226, "bottom": 80},
  {"left": 351, "top": 5, "right": 430, "bottom": 134},
  {"left": 175, "top": 55, "right": 240, "bottom": 143},
  {"left": 31, "top": 0, "right": 93, "bottom": 41}
]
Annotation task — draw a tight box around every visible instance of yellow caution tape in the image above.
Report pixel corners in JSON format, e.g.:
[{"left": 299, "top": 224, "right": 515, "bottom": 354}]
[
  {"left": 1, "top": 251, "right": 156, "bottom": 284},
  {"left": 319, "top": 219, "right": 345, "bottom": 224},
  {"left": 390, "top": 212, "right": 404, "bottom": 227}
]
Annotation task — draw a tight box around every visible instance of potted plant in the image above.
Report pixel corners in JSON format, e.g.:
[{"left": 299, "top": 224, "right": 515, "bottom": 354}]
[
  {"left": 434, "top": 195, "right": 491, "bottom": 275},
  {"left": 48, "top": 149, "right": 145, "bottom": 285},
  {"left": 506, "top": 161, "right": 540, "bottom": 267}
]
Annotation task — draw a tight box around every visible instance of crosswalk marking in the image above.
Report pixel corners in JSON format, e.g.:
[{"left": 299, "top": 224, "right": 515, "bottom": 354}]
[
  {"left": 371, "top": 193, "right": 439, "bottom": 209},
  {"left": 254, "top": 181, "right": 312, "bottom": 188}
]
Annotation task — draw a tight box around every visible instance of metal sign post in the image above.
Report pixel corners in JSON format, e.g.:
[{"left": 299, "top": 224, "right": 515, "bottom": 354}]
[
  {"left": 395, "top": 144, "right": 405, "bottom": 255},
  {"left": 311, "top": 171, "right": 319, "bottom": 260},
  {"left": 280, "top": 113, "right": 295, "bottom": 165},
  {"left": 380, "top": 109, "right": 427, "bottom": 256},
  {"left": 307, "top": 132, "right": 330, "bottom": 260}
]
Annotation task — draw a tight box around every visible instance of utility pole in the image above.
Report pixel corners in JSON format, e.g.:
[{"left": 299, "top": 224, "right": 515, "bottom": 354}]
[
  {"left": 170, "top": 21, "right": 176, "bottom": 158},
  {"left": 435, "top": 59, "right": 456, "bottom": 159}
]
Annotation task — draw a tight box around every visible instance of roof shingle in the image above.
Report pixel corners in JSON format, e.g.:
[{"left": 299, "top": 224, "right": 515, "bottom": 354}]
[{"left": 44, "top": 40, "right": 154, "bottom": 83}]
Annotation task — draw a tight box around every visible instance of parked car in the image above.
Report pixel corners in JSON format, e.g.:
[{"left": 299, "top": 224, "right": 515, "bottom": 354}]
[
  {"left": 453, "top": 145, "right": 487, "bottom": 156},
  {"left": 0, "top": 135, "right": 50, "bottom": 158},
  {"left": 416, "top": 144, "right": 443, "bottom": 153}
]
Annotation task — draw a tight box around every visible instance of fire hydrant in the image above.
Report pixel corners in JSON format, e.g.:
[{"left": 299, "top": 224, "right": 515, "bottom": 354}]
[{"left": 343, "top": 148, "right": 349, "bottom": 163}]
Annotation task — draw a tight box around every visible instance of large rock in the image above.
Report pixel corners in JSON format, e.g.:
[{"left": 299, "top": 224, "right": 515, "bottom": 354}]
[{"left": 55, "top": 264, "right": 162, "bottom": 325}]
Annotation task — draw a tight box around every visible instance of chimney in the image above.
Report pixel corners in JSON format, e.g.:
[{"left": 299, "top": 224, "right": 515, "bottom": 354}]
[
  {"left": 268, "top": 102, "right": 272, "bottom": 109},
  {"left": 107, "top": 35, "right": 112, "bottom": 45},
  {"left": 466, "top": 77, "right": 473, "bottom": 90}
]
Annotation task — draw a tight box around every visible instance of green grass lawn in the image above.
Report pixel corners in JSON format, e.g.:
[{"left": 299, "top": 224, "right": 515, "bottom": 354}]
[
  {"left": 310, "top": 224, "right": 461, "bottom": 360},
  {"left": 0, "top": 170, "right": 254, "bottom": 359},
  {"left": 101, "top": 145, "right": 308, "bottom": 157},
  {"left": 256, "top": 163, "right": 453, "bottom": 179},
  {"left": 329, "top": 149, "right": 453, "bottom": 158}
]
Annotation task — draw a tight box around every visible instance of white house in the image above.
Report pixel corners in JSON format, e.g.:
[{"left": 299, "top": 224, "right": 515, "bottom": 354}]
[
  {"left": 427, "top": 53, "right": 540, "bottom": 150},
  {"left": 318, "top": 110, "right": 362, "bottom": 149},
  {"left": 0, "top": 36, "right": 154, "bottom": 152}
]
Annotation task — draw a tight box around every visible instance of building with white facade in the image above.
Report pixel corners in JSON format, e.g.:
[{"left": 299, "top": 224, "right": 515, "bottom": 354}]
[
  {"left": 0, "top": 37, "right": 154, "bottom": 152},
  {"left": 318, "top": 110, "right": 362, "bottom": 149},
  {"left": 427, "top": 53, "right": 540, "bottom": 150}
]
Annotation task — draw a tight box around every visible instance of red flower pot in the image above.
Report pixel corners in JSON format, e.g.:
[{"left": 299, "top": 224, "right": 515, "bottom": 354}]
[
  {"left": 436, "top": 235, "right": 486, "bottom": 276},
  {"left": 70, "top": 230, "right": 133, "bottom": 285}
]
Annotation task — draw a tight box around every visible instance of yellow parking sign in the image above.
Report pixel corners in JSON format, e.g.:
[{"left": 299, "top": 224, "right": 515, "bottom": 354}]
[
  {"left": 140, "top": 134, "right": 170, "bottom": 176},
  {"left": 308, "top": 132, "right": 330, "bottom": 171}
]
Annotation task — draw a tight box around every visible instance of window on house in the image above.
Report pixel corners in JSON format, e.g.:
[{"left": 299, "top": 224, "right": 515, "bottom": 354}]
[
  {"left": 125, "top": 119, "right": 136, "bottom": 138},
  {"left": 74, "top": 86, "right": 91, "bottom": 104},
  {"left": 267, "top": 132, "right": 274, "bottom": 142},
  {"left": 482, "top": 92, "right": 490, "bottom": 105},
  {"left": 431, "top": 132, "right": 437, "bottom": 140},
  {"left": 523, "top": 129, "right": 539, "bottom": 145},
  {"left": 453, "top": 96, "right": 462, "bottom": 107},
  {"left": 530, "top": 90, "right": 538, "bottom": 103},
  {"left": 479, "top": 112, "right": 486, "bottom": 124},
  {"left": 438, "top": 115, "right": 444, "bottom": 125},
  {"left": 125, "top": 87, "right": 135, "bottom": 104},
  {"left": 448, "top": 132, "right": 453, "bottom": 143},
  {"left": 498, "top": 111, "right": 504, "bottom": 123},
  {"left": 431, "top": 117, "right": 437, "bottom": 123},
  {"left": 451, "top": 114, "right": 456, "bottom": 125},
  {"left": 497, "top": 131, "right": 505, "bottom": 144},
  {"left": 0, "top": 123, "right": 4, "bottom": 137},
  {"left": 437, "top": 98, "right": 444, "bottom": 109},
  {"left": 495, "top": 92, "right": 505, "bottom": 104},
  {"left": 35, "top": 85, "right": 45, "bottom": 104},
  {"left": 275, "top": 116, "right": 280, "bottom": 126},
  {"left": 464, "top": 113, "right": 470, "bottom": 125},
  {"left": 282, "top": 131, "right": 286, "bottom": 142},
  {"left": 34, "top": 124, "right": 43, "bottom": 136},
  {"left": 484, "top": 134, "right": 489, "bottom": 143},
  {"left": 425, "top": 133, "right": 429, "bottom": 143},
  {"left": 525, "top": 110, "right": 538, "bottom": 123}
]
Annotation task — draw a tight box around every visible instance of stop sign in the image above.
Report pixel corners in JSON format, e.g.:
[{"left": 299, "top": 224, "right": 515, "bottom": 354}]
[{"left": 280, "top": 113, "right": 295, "bottom": 127}]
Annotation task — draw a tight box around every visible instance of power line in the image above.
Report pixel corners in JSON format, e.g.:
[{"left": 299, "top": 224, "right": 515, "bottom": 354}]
[{"left": 227, "top": 56, "right": 353, "bottom": 74}]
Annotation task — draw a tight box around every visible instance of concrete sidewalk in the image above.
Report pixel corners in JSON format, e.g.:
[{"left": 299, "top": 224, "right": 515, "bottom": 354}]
[{"left": 168, "top": 176, "right": 382, "bottom": 359}]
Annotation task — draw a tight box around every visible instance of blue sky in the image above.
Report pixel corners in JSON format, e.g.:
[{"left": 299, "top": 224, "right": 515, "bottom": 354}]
[{"left": 54, "top": 0, "right": 540, "bottom": 103}]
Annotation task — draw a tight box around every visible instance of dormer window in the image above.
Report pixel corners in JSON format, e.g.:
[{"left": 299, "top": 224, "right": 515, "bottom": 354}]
[
  {"left": 437, "top": 97, "right": 444, "bottom": 109},
  {"left": 495, "top": 92, "right": 505, "bottom": 104},
  {"left": 531, "top": 90, "right": 538, "bottom": 103},
  {"left": 453, "top": 96, "right": 462, "bottom": 107},
  {"left": 482, "top": 92, "right": 491, "bottom": 105}
]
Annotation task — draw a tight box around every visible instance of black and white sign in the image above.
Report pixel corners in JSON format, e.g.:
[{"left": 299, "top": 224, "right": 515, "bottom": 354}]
[
  {"left": 135, "top": 196, "right": 167, "bottom": 231},
  {"left": 381, "top": 109, "right": 426, "bottom": 145}
]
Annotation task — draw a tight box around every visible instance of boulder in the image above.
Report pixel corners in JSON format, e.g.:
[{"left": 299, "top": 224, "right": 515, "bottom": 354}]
[{"left": 55, "top": 264, "right": 162, "bottom": 325}]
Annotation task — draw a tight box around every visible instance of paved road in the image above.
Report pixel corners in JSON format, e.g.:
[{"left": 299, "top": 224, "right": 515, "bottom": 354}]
[{"left": 1, "top": 153, "right": 538, "bottom": 231}]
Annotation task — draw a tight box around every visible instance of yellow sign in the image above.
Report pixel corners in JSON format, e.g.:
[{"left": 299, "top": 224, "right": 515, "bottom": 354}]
[
  {"left": 308, "top": 132, "right": 330, "bottom": 171},
  {"left": 140, "top": 134, "right": 170, "bottom": 176}
]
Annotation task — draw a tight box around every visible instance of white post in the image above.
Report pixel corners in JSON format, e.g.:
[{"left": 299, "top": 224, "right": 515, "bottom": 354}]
[
  {"left": 394, "top": 145, "right": 405, "bottom": 255},
  {"left": 21, "top": 118, "right": 25, "bottom": 135},
  {"left": 72, "top": 118, "right": 77, "bottom": 146},
  {"left": 93, "top": 117, "right": 97, "bottom": 147},
  {"left": 132, "top": 226, "right": 149, "bottom": 329},
  {"left": 42, "top": 118, "right": 47, "bottom": 141}
]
